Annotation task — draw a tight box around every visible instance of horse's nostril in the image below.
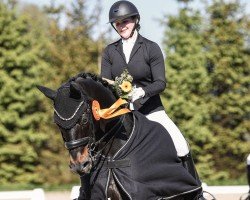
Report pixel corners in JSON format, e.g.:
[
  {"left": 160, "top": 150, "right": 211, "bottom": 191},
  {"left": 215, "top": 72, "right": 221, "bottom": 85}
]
[{"left": 83, "top": 161, "right": 90, "bottom": 168}]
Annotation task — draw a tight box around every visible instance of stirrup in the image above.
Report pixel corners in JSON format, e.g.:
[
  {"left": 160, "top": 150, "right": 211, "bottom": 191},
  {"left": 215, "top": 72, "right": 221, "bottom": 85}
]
[{"left": 197, "top": 190, "right": 216, "bottom": 200}]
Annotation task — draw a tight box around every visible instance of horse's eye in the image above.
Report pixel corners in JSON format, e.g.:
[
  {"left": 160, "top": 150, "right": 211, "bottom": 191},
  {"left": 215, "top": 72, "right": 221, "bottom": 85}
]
[{"left": 81, "top": 114, "right": 88, "bottom": 125}]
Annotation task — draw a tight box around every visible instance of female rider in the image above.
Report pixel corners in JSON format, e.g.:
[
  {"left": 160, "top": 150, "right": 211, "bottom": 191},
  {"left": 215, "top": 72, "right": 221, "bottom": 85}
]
[{"left": 101, "top": 0, "right": 202, "bottom": 187}]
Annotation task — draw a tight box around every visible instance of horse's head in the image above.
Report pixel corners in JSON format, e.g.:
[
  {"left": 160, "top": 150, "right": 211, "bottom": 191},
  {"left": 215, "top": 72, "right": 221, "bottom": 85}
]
[{"left": 37, "top": 74, "right": 121, "bottom": 175}]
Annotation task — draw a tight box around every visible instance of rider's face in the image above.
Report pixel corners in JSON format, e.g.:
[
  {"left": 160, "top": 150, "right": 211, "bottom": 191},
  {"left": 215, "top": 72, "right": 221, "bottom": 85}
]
[{"left": 114, "top": 17, "right": 135, "bottom": 39}]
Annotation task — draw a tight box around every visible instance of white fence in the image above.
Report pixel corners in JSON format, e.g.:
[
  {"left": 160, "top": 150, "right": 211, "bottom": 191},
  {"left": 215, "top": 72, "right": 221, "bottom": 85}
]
[
  {"left": 202, "top": 183, "right": 249, "bottom": 194},
  {"left": 0, "top": 188, "right": 45, "bottom": 200},
  {"left": 70, "top": 186, "right": 80, "bottom": 200}
]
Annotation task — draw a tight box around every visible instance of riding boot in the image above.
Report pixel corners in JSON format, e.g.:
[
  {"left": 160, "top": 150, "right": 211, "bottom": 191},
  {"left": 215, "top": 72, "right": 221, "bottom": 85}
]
[
  {"left": 179, "top": 152, "right": 206, "bottom": 199},
  {"left": 179, "top": 152, "right": 201, "bottom": 185},
  {"left": 78, "top": 174, "right": 91, "bottom": 200}
]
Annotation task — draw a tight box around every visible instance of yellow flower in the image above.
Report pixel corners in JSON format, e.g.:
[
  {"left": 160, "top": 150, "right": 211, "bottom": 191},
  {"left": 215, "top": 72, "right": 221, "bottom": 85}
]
[{"left": 119, "top": 81, "right": 132, "bottom": 93}]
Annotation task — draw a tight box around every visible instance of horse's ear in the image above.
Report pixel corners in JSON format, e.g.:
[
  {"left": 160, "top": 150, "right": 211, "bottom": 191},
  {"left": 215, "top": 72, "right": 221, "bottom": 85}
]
[
  {"left": 70, "top": 82, "right": 81, "bottom": 99},
  {"left": 37, "top": 85, "right": 57, "bottom": 100}
]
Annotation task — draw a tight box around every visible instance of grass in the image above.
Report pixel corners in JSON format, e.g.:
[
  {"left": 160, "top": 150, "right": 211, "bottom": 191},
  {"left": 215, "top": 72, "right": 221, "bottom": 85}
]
[
  {"left": 204, "top": 176, "right": 248, "bottom": 186},
  {"left": 0, "top": 183, "right": 78, "bottom": 191}
]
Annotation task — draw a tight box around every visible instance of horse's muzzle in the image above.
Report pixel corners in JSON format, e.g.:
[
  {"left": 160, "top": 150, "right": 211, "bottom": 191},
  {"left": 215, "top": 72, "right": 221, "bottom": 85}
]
[{"left": 69, "top": 157, "right": 92, "bottom": 175}]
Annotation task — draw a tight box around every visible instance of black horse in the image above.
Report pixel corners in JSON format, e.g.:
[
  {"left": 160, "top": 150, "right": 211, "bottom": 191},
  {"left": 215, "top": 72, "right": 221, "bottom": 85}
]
[{"left": 38, "top": 73, "right": 205, "bottom": 200}]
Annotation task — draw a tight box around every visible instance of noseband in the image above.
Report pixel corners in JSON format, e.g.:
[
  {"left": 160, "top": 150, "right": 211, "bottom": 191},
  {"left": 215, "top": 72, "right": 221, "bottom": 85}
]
[{"left": 65, "top": 137, "right": 92, "bottom": 150}]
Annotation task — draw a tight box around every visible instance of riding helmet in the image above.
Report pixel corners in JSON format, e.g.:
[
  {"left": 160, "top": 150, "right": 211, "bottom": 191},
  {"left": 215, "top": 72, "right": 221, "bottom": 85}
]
[{"left": 109, "top": 0, "right": 140, "bottom": 23}]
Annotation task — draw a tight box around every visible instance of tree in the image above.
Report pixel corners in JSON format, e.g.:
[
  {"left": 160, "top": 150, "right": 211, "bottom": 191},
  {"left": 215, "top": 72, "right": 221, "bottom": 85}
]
[
  {"left": 33, "top": 0, "right": 105, "bottom": 185},
  {"left": 0, "top": 0, "right": 107, "bottom": 187},
  {"left": 162, "top": 0, "right": 215, "bottom": 182},
  {"left": 204, "top": 0, "right": 250, "bottom": 181},
  {"left": 0, "top": 1, "right": 52, "bottom": 185},
  {"left": 20, "top": 3, "right": 78, "bottom": 186},
  {"left": 46, "top": 0, "right": 102, "bottom": 85}
]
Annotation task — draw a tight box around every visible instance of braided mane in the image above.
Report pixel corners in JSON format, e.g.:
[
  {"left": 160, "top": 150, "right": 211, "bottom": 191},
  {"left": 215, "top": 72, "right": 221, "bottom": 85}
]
[{"left": 69, "top": 72, "right": 118, "bottom": 98}]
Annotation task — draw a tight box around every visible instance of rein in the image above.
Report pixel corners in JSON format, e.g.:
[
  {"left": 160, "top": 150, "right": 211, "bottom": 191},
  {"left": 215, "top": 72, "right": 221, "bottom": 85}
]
[
  {"left": 91, "top": 115, "right": 125, "bottom": 148},
  {"left": 89, "top": 115, "right": 125, "bottom": 161}
]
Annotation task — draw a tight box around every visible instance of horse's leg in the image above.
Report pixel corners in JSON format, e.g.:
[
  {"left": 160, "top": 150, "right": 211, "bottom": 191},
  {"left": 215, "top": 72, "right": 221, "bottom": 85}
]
[
  {"left": 107, "top": 173, "right": 122, "bottom": 200},
  {"left": 77, "top": 173, "right": 124, "bottom": 200},
  {"left": 78, "top": 174, "right": 91, "bottom": 200}
]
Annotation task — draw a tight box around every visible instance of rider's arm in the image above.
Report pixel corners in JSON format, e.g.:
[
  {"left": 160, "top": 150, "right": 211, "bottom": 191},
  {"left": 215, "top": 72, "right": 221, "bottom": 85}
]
[
  {"left": 142, "top": 42, "right": 166, "bottom": 98},
  {"left": 101, "top": 47, "right": 112, "bottom": 80}
]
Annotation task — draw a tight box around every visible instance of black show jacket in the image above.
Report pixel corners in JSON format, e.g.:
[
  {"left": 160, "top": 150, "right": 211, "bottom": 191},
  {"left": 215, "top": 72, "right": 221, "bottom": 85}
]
[{"left": 101, "top": 34, "right": 166, "bottom": 114}]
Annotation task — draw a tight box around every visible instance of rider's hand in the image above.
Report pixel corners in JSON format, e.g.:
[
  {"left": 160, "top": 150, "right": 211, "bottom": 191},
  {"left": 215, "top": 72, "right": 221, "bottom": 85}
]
[{"left": 129, "top": 87, "right": 145, "bottom": 102}]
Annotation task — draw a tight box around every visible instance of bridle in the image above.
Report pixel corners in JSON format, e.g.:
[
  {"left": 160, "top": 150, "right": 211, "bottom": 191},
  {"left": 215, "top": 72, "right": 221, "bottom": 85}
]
[
  {"left": 88, "top": 114, "right": 125, "bottom": 162},
  {"left": 63, "top": 103, "right": 94, "bottom": 152},
  {"left": 57, "top": 99, "right": 125, "bottom": 162}
]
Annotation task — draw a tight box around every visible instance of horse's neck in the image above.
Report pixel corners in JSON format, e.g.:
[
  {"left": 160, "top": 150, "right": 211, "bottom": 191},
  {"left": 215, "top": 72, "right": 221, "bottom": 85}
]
[
  {"left": 76, "top": 76, "right": 116, "bottom": 108},
  {"left": 101, "top": 113, "right": 133, "bottom": 157},
  {"left": 76, "top": 76, "right": 134, "bottom": 156}
]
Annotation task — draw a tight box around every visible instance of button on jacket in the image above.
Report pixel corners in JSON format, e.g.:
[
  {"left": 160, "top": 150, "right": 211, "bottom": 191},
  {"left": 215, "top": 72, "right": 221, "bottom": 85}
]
[{"left": 101, "top": 34, "right": 166, "bottom": 114}]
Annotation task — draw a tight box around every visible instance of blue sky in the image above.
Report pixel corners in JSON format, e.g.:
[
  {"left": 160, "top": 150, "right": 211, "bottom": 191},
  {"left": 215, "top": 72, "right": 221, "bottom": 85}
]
[{"left": 22, "top": 0, "right": 250, "bottom": 50}]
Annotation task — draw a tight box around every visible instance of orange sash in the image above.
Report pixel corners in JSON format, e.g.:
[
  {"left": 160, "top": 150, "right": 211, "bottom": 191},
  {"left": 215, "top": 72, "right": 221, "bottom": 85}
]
[{"left": 92, "top": 98, "right": 131, "bottom": 120}]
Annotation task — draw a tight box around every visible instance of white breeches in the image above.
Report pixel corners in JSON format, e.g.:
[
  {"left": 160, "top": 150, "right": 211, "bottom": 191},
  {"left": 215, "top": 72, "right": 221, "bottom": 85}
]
[{"left": 146, "top": 110, "right": 189, "bottom": 157}]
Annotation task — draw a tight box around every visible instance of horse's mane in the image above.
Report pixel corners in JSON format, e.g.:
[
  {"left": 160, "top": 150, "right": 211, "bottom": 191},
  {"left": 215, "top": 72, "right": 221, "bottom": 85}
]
[{"left": 68, "top": 72, "right": 119, "bottom": 98}]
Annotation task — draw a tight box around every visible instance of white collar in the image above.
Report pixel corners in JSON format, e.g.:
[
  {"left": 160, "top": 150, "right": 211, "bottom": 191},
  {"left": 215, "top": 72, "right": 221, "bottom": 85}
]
[{"left": 122, "top": 30, "right": 138, "bottom": 44}]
